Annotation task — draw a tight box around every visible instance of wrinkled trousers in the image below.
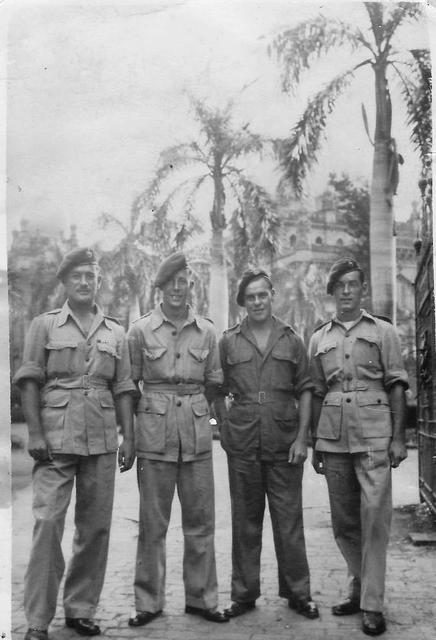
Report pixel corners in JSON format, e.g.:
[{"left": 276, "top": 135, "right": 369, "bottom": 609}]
[
  {"left": 24, "top": 453, "right": 116, "bottom": 629},
  {"left": 322, "top": 450, "right": 392, "bottom": 612},
  {"left": 134, "top": 457, "right": 218, "bottom": 613},
  {"left": 227, "top": 456, "right": 311, "bottom": 603}
]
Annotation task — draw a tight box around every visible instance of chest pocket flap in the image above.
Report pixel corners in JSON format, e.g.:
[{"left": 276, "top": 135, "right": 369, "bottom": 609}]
[
  {"left": 356, "top": 335, "right": 381, "bottom": 349},
  {"left": 271, "top": 346, "right": 297, "bottom": 363},
  {"left": 97, "top": 341, "right": 119, "bottom": 358},
  {"left": 189, "top": 347, "right": 209, "bottom": 362},
  {"left": 315, "top": 341, "right": 337, "bottom": 357},
  {"left": 227, "top": 346, "right": 253, "bottom": 365},
  {"left": 143, "top": 346, "right": 167, "bottom": 361},
  {"left": 46, "top": 341, "right": 79, "bottom": 350}
]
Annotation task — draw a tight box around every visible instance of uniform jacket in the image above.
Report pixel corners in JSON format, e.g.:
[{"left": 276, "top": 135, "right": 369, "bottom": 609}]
[
  {"left": 13, "top": 301, "right": 135, "bottom": 456},
  {"left": 127, "top": 304, "right": 223, "bottom": 462},
  {"left": 219, "top": 316, "right": 313, "bottom": 461},
  {"left": 308, "top": 310, "right": 408, "bottom": 453}
]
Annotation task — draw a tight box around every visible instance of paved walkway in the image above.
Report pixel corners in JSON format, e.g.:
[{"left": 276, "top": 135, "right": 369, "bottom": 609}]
[{"left": 10, "top": 437, "right": 436, "bottom": 640}]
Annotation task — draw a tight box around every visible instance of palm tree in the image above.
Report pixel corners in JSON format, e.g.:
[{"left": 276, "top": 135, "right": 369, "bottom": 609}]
[
  {"left": 270, "top": 1, "right": 425, "bottom": 317},
  {"left": 135, "top": 97, "right": 279, "bottom": 334}
]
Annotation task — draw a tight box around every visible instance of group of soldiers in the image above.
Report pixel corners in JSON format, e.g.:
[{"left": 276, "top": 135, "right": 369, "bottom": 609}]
[{"left": 14, "top": 247, "right": 408, "bottom": 639}]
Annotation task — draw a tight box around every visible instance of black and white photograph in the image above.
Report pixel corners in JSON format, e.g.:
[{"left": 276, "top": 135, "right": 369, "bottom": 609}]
[{"left": 2, "top": 1, "right": 435, "bottom": 639}]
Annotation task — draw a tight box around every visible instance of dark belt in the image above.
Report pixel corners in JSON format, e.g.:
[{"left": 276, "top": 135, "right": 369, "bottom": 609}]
[
  {"left": 44, "top": 375, "right": 110, "bottom": 390},
  {"left": 233, "top": 390, "right": 293, "bottom": 405},
  {"left": 142, "top": 383, "right": 204, "bottom": 396}
]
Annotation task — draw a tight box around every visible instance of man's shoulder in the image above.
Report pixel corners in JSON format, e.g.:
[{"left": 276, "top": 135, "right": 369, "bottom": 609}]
[
  {"left": 103, "top": 314, "right": 122, "bottom": 326},
  {"left": 311, "top": 320, "right": 331, "bottom": 335},
  {"left": 130, "top": 310, "right": 153, "bottom": 325},
  {"left": 223, "top": 322, "right": 241, "bottom": 336}
]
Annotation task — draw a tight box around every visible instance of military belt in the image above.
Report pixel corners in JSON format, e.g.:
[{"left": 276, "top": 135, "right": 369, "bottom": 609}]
[
  {"left": 233, "top": 390, "right": 293, "bottom": 405},
  {"left": 142, "top": 383, "right": 204, "bottom": 396},
  {"left": 44, "top": 375, "right": 110, "bottom": 390},
  {"left": 328, "top": 380, "right": 385, "bottom": 393}
]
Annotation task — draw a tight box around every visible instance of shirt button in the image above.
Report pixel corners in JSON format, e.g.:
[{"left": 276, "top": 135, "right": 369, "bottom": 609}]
[
  {"left": 176, "top": 400, "right": 182, "bottom": 407},
  {"left": 172, "top": 330, "right": 177, "bottom": 336},
  {"left": 346, "top": 398, "right": 351, "bottom": 403},
  {"left": 176, "top": 353, "right": 181, "bottom": 359},
  {"left": 345, "top": 354, "right": 350, "bottom": 359},
  {"left": 84, "top": 391, "right": 89, "bottom": 396},
  {"left": 346, "top": 373, "right": 353, "bottom": 380}
]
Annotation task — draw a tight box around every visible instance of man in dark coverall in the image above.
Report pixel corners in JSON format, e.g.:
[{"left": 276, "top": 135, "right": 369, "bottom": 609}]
[
  {"left": 13, "top": 248, "right": 136, "bottom": 640},
  {"left": 215, "top": 269, "right": 319, "bottom": 620},
  {"left": 308, "top": 258, "right": 408, "bottom": 636},
  {"left": 127, "top": 252, "right": 228, "bottom": 626}
]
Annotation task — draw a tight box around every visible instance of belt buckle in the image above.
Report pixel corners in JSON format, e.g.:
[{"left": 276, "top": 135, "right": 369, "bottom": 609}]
[
  {"left": 258, "top": 391, "right": 266, "bottom": 404},
  {"left": 82, "top": 374, "right": 91, "bottom": 389}
]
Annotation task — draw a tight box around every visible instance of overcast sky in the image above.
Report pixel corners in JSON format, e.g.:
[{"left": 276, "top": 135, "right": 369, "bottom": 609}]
[{"left": 2, "top": 0, "right": 435, "bottom": 268}]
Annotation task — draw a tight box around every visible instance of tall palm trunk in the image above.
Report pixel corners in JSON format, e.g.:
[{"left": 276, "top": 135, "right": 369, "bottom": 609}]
[
  {"left": 209, "top": 158, "right": 229, "bottom": 334},
  {"left": 370, "top": 63, "right": 394, "bottom": 318}
]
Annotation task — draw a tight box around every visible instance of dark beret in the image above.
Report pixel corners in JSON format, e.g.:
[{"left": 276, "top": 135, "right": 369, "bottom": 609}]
[
  {"left": 155, "top": 252, "right": 188, "bottom": 288},
  {"left": 236, "top": 269, "right": 273, "bottom": 306},
  {"left": 326, "top": 257, "right": 364, "bottom": 295},
  {"left": 56, "top": 247, "right": 98, "bottom": 280}
]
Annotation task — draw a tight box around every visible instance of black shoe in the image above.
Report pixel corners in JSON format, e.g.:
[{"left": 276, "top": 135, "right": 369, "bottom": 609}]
[
  {"left": 362, "top": 611, "right": 386, "bottom": 636},
  {"left": 288, "top": 598, "right": 319, "bottom": 619},
  {"left": 65, "top": 618, "right": 101, "bottom": 636},
  {"left": 223, "top": 601, "right": 256, "bottom": 618},
  {"left": 332, "top": 597, "right": 361, "bottom": 616},
  {"left": 128, "top": 611, "right": 162, "bottom": 627},
  {"left": 24, "top": 629, "right": 48, "bottom": 640},
  {"left": 185, "top": 605, "right": 229, "bottom": 622}
]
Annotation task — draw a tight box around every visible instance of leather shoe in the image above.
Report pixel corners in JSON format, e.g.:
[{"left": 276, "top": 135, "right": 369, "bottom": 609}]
[
  {"left": 288, "top": 597, "right": 319, "bottom": 619},
  {"left": 185, "top": 605, "right": 229, "bottom": 622},
  {"left": 332, "top": 597, "right": 361, "bottom": 616},
  {"left": 65, "top": 618, "right": 101, "bottom": 636},
  {"left": 128, "top": 610, "right": 162, "bottom": 627},
  {"left": 223, "top": 601, "right": 256, "bottom": 618},
  {"left": 24, "top": 629, "right": 48, "bottom": 640},
  {"left": 362, "top": 611, "right": 386, "bottom": 636}
]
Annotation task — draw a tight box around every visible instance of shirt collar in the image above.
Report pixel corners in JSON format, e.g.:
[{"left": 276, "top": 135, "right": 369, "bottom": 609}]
[
  {"left": 328, "top": 308, "right": 375, "bottom": 331},
  {"left": 57, "top": 300, "right": 107, "bottom": 329},
  {"left": 151, "top": 304, "right": 198, "bottom": 331}
]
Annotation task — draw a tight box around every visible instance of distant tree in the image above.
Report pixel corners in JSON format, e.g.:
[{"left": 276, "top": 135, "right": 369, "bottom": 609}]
[
  {"left": 136, "top": 97, "right": 279, "bottom": 334},
  {"left": 270, "top": 1, "right": 425, "bottom": 318}
]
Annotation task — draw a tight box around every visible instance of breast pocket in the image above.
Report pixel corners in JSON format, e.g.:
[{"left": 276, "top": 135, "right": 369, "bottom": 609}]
[
  {"left": 96, "top": 340, "right": 119, "bottom": 378},
  {"left": 192, "top": 398, "right": 212, "bottom": 454},
  {"left": 271, "top": 347, "right": 297, "bottom": 389},
  {"left": 142, "top": 346, "right": 168, "bottom": 379},
  {"left": 354, "top": 336, "right": 382, "bottom": 376},
  {"left": 315, "top": 341, "right": 339, "bottom": 381},
  {"left": 187, "top": 346, "right": 210, "bottom": 381},
  {"left": 45, "top": 341, "right": 79, "bottom": 377},
  {"left": 136, "top": 394, "right": 169, "bottom": 453},
  {"left": 40, "top": 389, "right": 70, "bottom": 450}
]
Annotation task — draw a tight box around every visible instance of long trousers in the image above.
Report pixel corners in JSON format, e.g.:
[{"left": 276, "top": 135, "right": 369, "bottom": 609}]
[
  {"left": 322, "top": 450, "right": 392, "bottom": 612},
  {"left": 227, "top": 456, "right": 311, "bottom": 603},
  {"left": 24, "top": 453, "right": 116, "bottom": 629},
  {"left": 133, "top": 457, "right": 218, "bottom": 613}
]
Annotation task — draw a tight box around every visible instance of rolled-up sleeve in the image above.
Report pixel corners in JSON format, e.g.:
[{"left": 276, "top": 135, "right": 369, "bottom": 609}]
[
  {"left": 308, "top": 332, "right": 328, "bottom": 398},
  {"left": 204, "top": 327, "right": 223, "bottom": 387},
  {"left": 13, "top": 316, "right": 47, "bottom": 387},
  {"left": 112, "top": 328, "right": 136, "bottom": 396},
  {"left": 293, "top": 335, "right": 314, "bottom": 396},
  {"left": 380, "top": 323, "right": 409, "bottom": 390}
]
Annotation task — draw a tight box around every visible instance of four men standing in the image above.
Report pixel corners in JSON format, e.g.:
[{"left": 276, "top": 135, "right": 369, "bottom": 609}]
[{"left": 15, "top": 249, "right": 408, "bottom": 638}]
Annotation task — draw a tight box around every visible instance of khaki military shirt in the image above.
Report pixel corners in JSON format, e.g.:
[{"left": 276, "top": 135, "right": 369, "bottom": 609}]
[
  {"left": 219, "top": 316, "right": 313, "bottom": 461},
  {"left": 128, "top": 304, "right": 223, "bottom": 462},
  {"left": 13, "top": 302, "right": 135, "bottom": 455},
  {"left": 308, "top": 310, "right": 408, "bottom": 453}
]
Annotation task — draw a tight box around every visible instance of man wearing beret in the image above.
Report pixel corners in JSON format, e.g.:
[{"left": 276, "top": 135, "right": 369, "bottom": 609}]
[
  {"left": 13, "top": 247, "right": 136, "bottom": 640},
  {"left": 127, "top": 252, "right": 228, "bottom": 626},
  {"left": 308, "top": 257, "right": 408, "bottom": 636},
  {"left": 215, "top": 269, "right": 319, "bottom": 620}
]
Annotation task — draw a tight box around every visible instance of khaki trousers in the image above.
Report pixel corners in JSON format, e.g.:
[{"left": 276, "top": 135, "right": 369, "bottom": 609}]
[
  {"left": 134, "top": 457, "right": 218, "bottom": 613},
  {"left": 227, "top": 457, "right": 311, "bottom": 603},
  {"left": 24, "top": 453, "right": 116, "bottom": 629},
  {"left": 322, "top": 450, "right": 392, "bottom": 612}
]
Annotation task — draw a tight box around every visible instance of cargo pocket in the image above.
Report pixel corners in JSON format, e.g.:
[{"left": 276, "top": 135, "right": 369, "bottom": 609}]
[
  {"left": 221, "top": 405, "right": 258, "bottom": 454},
  {"left": 136, "top": 395, "right": 168, "bottom": 453},
  {"left": 192, "top": 398, "right": 212, "bottom": 454},
  {"left": 358, "top": 391, "right": 392, "bottom": 437},
  {"left": 40, "top": 389, "right": 69, "bottom": 450},
  {"left": 99, "top": 392, "right": 118, "bottom": 450},
  {"left": 317, "top": 393, "right": 342, "bottom": 440},
  {"left": 273, "top": 401, "right": 297, "bottom": 432}
]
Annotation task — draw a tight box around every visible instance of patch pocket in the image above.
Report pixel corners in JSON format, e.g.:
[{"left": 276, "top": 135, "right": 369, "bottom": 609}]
[
  {"left": 192, "top": 399, "right": 212, "bottom": 454},
  {"left": 135, "top": 395, "right": 169, "bottom": 453},
  {"left": 317, "top": 393, "right": 342, "bottom": 440},
  {"left": 97, "top": 340, "right": 120, "bottom": 359},
  {"left": 227, "top": 346, "right": 253, "bottom": 366},
  {"left": 45, "top": 341, "right": 79, "bottom": 376},
  {"left": 273, "top": 401, "right": 297, "bottom": 432},
  {"left": 99, "top": 392, "right": 118, "bottom": 449},
  {"left": 188, "top": 347, "right": 210, "bottom": 363},
  {"left": 143, "top": 347, "right": 167, "bottom": 361},
  {"left": 40, "top": 389, "right": 70, "bottom": 449},
  {"left": 358, "top": 392, "right": 392, "bottom": 437},
  {"left": 271, "top": 347, "right": 297, "bottom": 388},
  {"left": 355, "top": 336, "right": 381, "bottom": 373}
]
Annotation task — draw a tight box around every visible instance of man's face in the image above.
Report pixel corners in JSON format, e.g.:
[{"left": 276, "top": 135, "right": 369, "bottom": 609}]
[
  {"left": 63, "top": 264, "right": 101, "bottom": 306},
  {"left": 332, "top": 270, "right": 367, "bottom": 318},
  {"left": 161, "top": 268, "right": 191, "bottom": 311},
  {"left": 244, "top": 277, "right": 274, "bottom": 324}
]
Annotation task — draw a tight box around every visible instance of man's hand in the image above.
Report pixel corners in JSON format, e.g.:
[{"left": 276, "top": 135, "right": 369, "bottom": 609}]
[
  {"left": 288, "top": 439, "right": 307, "bottom": 465},
  {"left": 389, "top": 439, "right": 407, "bottom": 468},
  {"left": 28, "top": 434, "right": 51, "bottom": 462},
  {"left": 118, "top": 438, "right": 136, "bottom": 473},
  {"left": 311, "top": 449, "right": 325, "bottom": 475}
]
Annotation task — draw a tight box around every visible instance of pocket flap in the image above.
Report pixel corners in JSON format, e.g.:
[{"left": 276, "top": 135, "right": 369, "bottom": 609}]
[
  {"left": 99, "top": 393, "right": 115, "bottom": 409},
  {"left": 139, "top": 395, "right": 168, "bottom": 415},
  {"left": 189, "top": 347, "right": 209, "bottom": 362},
  {"left": 46, "top": 341, "right": 78, "bottom": 350},
  {"left": 97, "top": 341, "right": 118, "bottom": 357},
  {"left": 271, "top": 348, "right": 296, "bottom": 363},
  {"left": 358, "top": 391, "right": 389, "bottom": 407},
  {"left": 356, "top": 335, "right": 381, "bottom": 349},
  {"left": 315, "top": 341, "right": 337, "bottom": 357},
  {"left": 322, "top": 392, "right": 342, "bottom": 407},
  {"left": 143, "top": 347, "right": 167, "bottom": 361},
  {"left": 42, "top": 390, "right": 70, "bottom": 408},
  {"left": 227, "top": 349, "right": 252, "bottom": 365},
  {"left": 192, "top": 399, "right": 209, "bottom": 417}
]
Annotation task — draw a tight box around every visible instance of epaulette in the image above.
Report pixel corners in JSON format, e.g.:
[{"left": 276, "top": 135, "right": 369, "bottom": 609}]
[
  {"left": 372, "top": 314, "right": 392, "bottom": 324},
  {"left": 223, "top": 322, "right": 240, "bottom": 334},
  {"left": 104, "top": 314, "right": 121, "bottom": 325},
  {"left": 131, "top": 311, "right": 152, "bottom": 324},
  {"left": 46, "top": 308, "right": 62, "bottom": 315},
  {"left": 203, "top": 317, "right": 215, "bottom": 325},
  {"left": 312, "top": 320, "right": 330, "bottom": 333}
]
